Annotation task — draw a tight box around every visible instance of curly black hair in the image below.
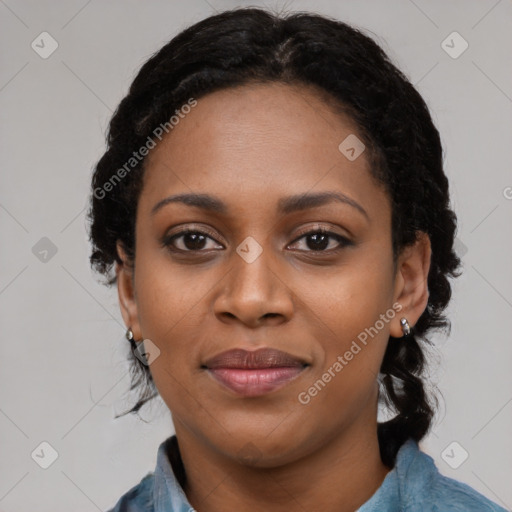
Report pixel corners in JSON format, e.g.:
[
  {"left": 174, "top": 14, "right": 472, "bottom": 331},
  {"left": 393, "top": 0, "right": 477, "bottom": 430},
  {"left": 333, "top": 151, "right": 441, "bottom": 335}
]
[{"left": 87, "top": 7, "right": 461, "bottom": 468}]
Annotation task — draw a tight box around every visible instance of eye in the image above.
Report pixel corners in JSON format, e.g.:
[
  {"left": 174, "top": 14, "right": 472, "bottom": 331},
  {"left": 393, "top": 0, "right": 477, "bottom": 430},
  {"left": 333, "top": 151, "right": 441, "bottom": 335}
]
[
  {"left": 288, "top": 228, "right": 352, "bottom": 253},
  {"left": 162, "top": 226, "right": 352, "bottom": 255},
  {"left": 162, "top": 229, "right": 224, "bottom": 253}
]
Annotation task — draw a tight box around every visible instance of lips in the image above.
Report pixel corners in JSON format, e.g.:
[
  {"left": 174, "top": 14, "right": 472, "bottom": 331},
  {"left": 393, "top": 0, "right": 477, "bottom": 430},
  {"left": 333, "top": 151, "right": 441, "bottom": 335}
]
[
  {"left": 204, "top": 348, "right": 307, "bottom": 370},
  {"left": 203, "top": 348, "right": 308, "bottom": 397}
]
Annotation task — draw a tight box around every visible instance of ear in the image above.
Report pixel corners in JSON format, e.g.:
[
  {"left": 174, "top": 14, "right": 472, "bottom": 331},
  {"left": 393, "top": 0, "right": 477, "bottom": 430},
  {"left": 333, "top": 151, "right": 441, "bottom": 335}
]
[
  {"left": 116, "top": 241, "right": 142, "bottom": 340},
  {"left": 390, "top": 232, "right": 431, "bottom": 338}
]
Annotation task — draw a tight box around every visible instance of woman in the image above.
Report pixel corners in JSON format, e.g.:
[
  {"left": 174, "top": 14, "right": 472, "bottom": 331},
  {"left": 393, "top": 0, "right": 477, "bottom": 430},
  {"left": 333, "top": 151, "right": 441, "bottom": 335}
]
[{"left": 88, "top": 7, "right": 506, "bottom": 512}]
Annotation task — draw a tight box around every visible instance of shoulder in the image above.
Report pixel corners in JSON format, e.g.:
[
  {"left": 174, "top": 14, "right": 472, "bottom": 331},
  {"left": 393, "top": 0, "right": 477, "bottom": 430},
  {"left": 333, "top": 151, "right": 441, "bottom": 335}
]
[
  {"left": 105, "top": 472, "right": 155, "bottom": 512},
  {"left": 423, "top": 472, "right": 508, "bottom": 512},
  {"left": 397, "top": 440, "right": 507, "bottom": 512}
]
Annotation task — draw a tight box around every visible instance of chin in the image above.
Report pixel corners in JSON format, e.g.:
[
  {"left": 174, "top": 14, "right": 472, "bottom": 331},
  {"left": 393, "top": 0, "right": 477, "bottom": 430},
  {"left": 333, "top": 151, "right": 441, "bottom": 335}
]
[{"left": 216, "top": 428, "right": 312, "bottom": 469}]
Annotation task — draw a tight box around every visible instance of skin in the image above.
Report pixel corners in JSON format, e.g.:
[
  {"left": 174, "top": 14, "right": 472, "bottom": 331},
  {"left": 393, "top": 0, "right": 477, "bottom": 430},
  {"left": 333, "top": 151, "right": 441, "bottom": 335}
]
[{"left": 116, "top": 82, "right": 431, "bottom": 512}]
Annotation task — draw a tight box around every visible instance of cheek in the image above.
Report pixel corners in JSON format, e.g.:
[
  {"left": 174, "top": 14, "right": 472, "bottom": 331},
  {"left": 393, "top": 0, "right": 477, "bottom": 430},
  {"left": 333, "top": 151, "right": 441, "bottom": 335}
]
[
  {"left": 133, "top": 240, "right": 210, "bottom": 336},
  {"left": 303, "top": 254, "right": 394, "bottom": 335},
  {"left": 131, "top": 246, "right": 222, "bottom": 394},
  {"left": 298, "top": 254, "right": 394, "bottom": 389},
  {"left": 133, "top": 259, "right": 202, "bottom": 415}
]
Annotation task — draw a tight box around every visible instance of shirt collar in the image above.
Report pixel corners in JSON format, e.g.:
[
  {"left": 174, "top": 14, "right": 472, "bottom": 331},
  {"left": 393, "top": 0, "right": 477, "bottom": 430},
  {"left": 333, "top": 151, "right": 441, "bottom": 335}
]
[
  {"left": 153, "top": 436, "right": 193, "bottom": 511},
  {"left": 357, "top": 438, "right": 434, "bottom": 511}
]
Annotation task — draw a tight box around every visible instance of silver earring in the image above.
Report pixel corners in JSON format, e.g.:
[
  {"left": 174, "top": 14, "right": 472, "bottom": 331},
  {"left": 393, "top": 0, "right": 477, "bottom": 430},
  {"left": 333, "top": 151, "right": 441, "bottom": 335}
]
[
  {"left": 126, "top": 327, "right": 135, "bottom": 342},
  {"left": 400, "top": 318, "right": 411, "bottom": 337}
]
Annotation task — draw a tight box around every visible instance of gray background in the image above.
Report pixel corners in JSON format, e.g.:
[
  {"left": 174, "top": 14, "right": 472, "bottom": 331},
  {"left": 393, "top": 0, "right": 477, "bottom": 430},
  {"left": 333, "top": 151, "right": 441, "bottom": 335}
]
[{"left": 0, "top": 0, "right": 511, "bottom": 510}]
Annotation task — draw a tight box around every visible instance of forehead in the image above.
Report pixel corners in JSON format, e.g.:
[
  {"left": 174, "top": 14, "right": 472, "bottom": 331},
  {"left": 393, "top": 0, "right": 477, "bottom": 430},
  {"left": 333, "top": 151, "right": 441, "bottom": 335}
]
[{"left": 140, "top": 82, "right": 387, "bottom": 219}]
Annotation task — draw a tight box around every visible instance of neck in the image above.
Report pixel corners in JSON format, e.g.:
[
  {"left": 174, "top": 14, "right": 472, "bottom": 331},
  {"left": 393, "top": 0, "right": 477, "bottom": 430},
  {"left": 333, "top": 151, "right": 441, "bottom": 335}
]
[{"left": 174, "top": 410, "right": 392, "bottom": 512}]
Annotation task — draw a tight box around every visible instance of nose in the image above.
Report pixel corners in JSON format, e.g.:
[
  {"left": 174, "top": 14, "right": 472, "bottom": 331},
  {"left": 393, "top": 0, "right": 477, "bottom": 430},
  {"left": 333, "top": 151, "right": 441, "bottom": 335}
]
[{"left": 213, "top": 248, "right": 294, "bottom": 328}]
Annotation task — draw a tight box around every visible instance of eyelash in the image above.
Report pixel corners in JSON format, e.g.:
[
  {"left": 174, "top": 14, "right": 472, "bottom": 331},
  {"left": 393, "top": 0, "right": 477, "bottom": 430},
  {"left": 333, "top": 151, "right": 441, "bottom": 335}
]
[{"left": 161, "top": 227, "right": 352, "bottom": 255}]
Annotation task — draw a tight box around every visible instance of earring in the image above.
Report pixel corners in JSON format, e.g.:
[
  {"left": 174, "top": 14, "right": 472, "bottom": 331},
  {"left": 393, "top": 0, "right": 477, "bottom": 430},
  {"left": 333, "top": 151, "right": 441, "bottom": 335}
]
[
  {"left": 400, "top": 318, "right": 411, "bottom": 337},
  {"left": 126, "top": 327, "right": 136, "bottom": 343}
]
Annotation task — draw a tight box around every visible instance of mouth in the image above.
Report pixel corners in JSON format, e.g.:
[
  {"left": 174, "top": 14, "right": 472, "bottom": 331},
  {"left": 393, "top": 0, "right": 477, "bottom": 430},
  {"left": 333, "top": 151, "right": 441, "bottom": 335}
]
[{"left": 202, "top": 348, "right": 309, "bottom": 397}]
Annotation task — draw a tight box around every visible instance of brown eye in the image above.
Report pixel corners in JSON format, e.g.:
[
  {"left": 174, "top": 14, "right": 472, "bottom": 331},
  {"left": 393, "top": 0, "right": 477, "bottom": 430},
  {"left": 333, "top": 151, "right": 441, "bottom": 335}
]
[
  {"left": 289, "top": 229, "right": 352, "bottom": 253},
  {"left": 162, "top": 230, "right": 223, "bottom": 252}
]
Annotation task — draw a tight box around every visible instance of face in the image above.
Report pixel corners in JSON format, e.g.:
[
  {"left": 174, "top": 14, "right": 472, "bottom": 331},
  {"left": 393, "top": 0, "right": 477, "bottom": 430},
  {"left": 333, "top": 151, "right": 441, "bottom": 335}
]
[{"left": 117, "top": 82, "right": 428, "bottom": 467}]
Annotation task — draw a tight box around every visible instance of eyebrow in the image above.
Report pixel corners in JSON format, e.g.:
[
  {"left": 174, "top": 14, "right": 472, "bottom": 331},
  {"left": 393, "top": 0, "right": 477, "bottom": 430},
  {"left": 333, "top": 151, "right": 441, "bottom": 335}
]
[{"left": 151, "top": 191, "right": 369, "bottom": 219}]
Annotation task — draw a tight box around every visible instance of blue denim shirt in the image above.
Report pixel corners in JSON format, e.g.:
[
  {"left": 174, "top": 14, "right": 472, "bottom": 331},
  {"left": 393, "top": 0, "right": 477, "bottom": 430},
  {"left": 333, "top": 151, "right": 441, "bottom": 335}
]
[{"left": 106, "top": 435, "right": 507, "bottom": 511}]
